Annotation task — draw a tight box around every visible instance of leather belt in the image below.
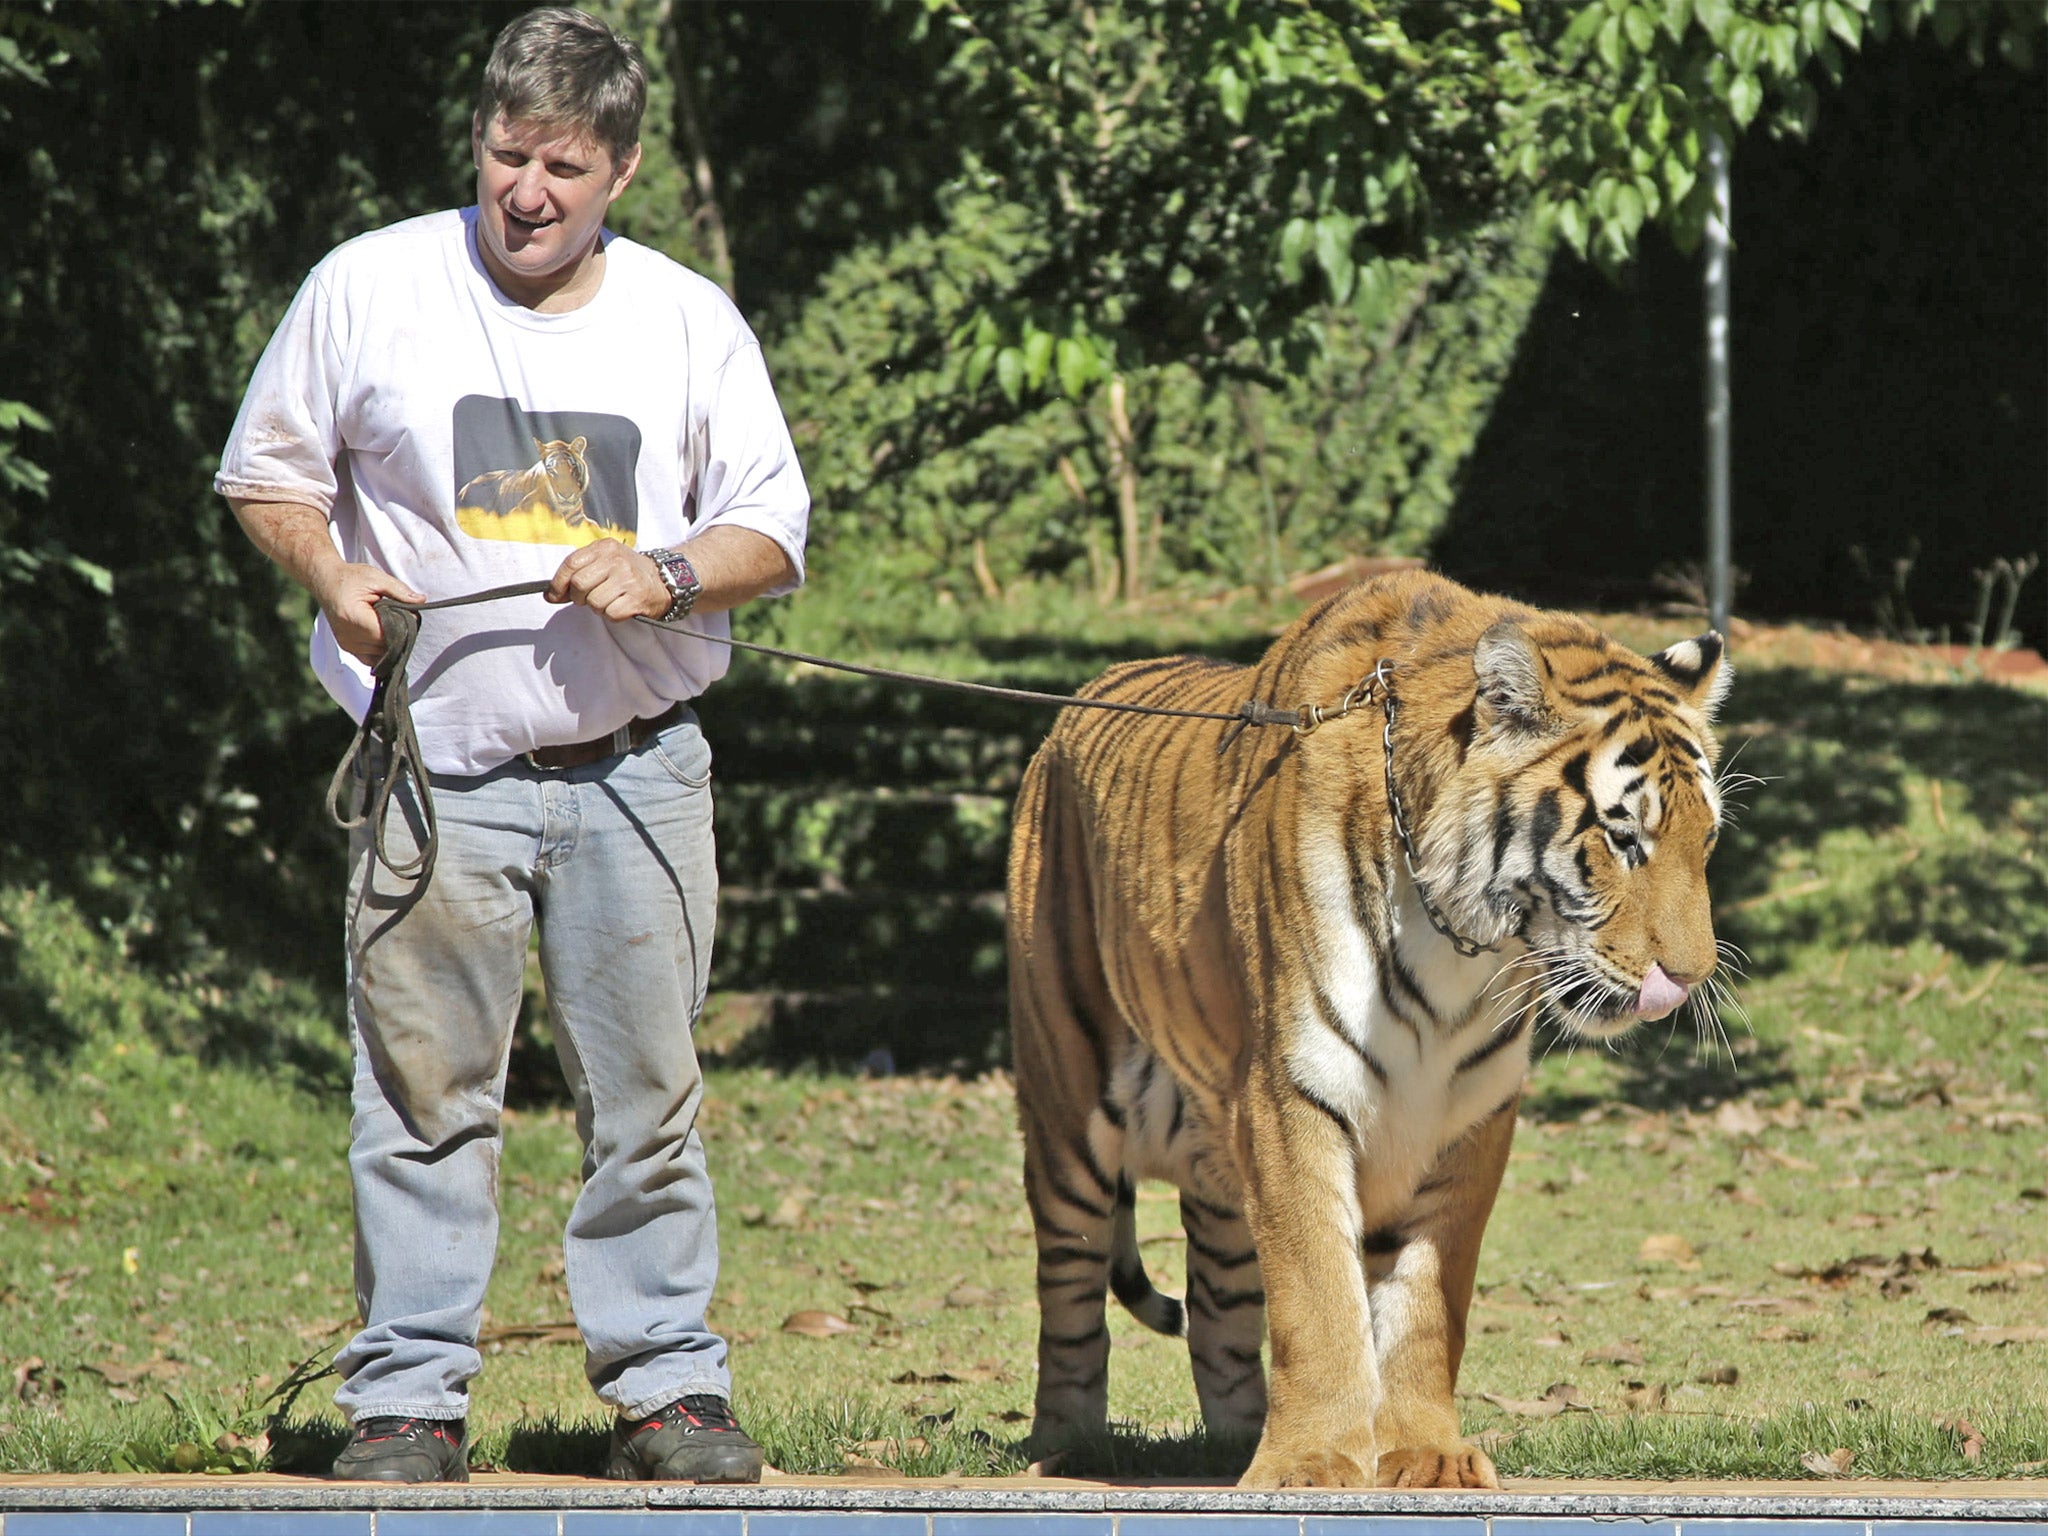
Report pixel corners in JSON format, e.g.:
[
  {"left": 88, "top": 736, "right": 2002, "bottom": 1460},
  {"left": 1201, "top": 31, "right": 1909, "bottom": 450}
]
[{"left": 523, "top": 702, "right": 685, "bottom": 772}]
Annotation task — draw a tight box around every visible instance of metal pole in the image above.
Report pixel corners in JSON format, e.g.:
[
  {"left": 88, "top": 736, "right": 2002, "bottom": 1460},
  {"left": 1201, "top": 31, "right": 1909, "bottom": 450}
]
[{"left": 1703, "top": 130, "right": 1733, "bottom": 636}]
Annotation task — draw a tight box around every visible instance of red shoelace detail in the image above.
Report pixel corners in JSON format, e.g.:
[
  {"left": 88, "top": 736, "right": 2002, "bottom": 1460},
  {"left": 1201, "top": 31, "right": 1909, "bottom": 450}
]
[
  {"left": 355, "top": 1418, "right": 460, "bottom": 1445},
  {"left": 631, "top": 1398, "right": 740, "bottom": 1437}
]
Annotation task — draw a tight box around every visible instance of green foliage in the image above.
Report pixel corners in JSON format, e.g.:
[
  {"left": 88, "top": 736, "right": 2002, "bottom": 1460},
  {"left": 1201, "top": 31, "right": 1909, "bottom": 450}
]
[
  {"left": 767, "top": 197, "right": 1551, "bottom": 602},
  {"left": 0, "top": 0, "right": 521, "bottom": 972}
]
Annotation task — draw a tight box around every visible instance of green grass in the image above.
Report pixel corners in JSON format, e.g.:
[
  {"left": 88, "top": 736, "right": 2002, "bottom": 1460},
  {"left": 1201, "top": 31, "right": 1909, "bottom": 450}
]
[{"left": 2, "top": 596, "right": 2045, "bottom": 1480}]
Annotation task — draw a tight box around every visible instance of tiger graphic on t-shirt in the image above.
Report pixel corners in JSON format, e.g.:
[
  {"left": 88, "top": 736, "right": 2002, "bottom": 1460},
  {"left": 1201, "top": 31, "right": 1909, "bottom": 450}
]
[{"left": 456, "top": 435, "right": 633, "bottom": 548}]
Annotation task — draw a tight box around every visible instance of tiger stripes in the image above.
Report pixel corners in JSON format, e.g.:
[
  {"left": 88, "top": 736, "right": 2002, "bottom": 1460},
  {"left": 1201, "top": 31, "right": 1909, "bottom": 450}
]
[{"left": 1007, "top": 570, "right": 1730, "bottom": 1488}]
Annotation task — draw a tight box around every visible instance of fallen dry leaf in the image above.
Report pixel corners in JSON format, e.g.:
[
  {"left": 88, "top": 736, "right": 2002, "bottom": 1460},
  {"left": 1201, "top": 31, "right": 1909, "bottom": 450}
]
[
  {"left": 891, "top": 1369, "right": 960, "bottom": 1385},
  {"left": 1638, "top": 1233, "right": 1700, "bottom": 1269},
  {"left": 1924, "top": 1307, "right": 1975, "bottom": 1327},
  {"left": 839, "top": 1453, "right": 891, "bottom": 1473},
  {"left": 1480, "top": 1382, "right": 1594, "bottom": 1419},
  {"left": 1713, "top": 1101, "right": 1768, "bottom": 1137},
  {"left": 1801, "top": 1447, "right": 1855, "bottom": 1478},
  {"left": 765, "top": 1191, "right": 812, "bottom": 1230},
  {"left": 1582, "top": 1342, "right": 1646, "bottom": 1368},
  {"left": 1619, "top": 1380, "right": 1668, "bottom": 1413},
  {"left": 1937, "top": 1418, "right": 1985, "bottom": 1463},
  {"left": 1695, "top": 1363, "right": 1739, "bottom": 1385},
  {"left": 1968, "top": 1326, "right": 2048, "bottom": 1346},
  {"left": 1954, "top": 1260, "right": 2048, "bottom": 1281},
  {"left": 1759, "top": 1147, "right": 1819, "bottom": 1172},
  {"left": 989, "top": 1409, "right": 1029, "bottom": 1424},
  {"left": 1757, "top": 1325, "right": 1816, "bottom": 1343},
  {"left": 1641, "top": 1283, "right": 1734, "bottom": 1304},
  {"left": 782, "top": 1310, "right": 858, "bottom": 1339},
  {"left": 944, "top": 1285, "right": 997, "bottom": 1309},
  {"left": 1730, "top": 1295, "right": 1819, "bottom": 1316},
  {"left": 1532, "top": 1331, "right": 1571, "bottom": 1348}
]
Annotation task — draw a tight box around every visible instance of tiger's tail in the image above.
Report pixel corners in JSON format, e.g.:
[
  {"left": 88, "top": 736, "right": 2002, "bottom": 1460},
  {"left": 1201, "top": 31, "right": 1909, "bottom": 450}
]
[{"left": 1109, "top": 1174, "right": 1187, "bottom": 1337}]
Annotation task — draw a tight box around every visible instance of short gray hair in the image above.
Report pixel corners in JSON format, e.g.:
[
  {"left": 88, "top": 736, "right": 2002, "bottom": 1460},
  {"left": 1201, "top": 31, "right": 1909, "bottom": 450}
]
[{"left": 477, "top": 7, "right": 646, "bottom": 169}]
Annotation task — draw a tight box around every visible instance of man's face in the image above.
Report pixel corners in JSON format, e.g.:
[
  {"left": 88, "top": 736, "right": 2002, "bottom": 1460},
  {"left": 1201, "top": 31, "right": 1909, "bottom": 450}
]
[{"left": 471, "top": 112, "right": 641, "bottom": 303}]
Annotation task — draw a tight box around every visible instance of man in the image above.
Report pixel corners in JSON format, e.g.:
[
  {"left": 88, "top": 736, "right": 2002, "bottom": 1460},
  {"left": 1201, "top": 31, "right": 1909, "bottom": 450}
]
[{"left": 215, "top": 7, "right": 807, "bottom": 1485}]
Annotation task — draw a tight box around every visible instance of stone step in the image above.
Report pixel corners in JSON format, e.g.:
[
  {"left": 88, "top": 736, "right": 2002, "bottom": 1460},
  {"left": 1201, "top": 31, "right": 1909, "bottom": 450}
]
[
  {"left": 699, "top": 987, "right": 1009, "bottom": 1074},
  {"left": 700, "top": 711, "right": 1038, "bottom": 794},
  {"left": 710, "top": 887, "right": 1007, "bottom": 993},
  {"left": 714, "top": 786, "right": 1011, "bottom": 893}
]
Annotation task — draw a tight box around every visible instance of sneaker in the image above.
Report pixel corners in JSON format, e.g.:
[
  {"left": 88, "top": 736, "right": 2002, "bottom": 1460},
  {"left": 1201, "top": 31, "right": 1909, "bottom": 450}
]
[
  {"left": 606, "top": 1394, "right": 764, "bottom": 1483},
  {"left": 330, "top": 1416, "right": 469, "bottom": 1483}
]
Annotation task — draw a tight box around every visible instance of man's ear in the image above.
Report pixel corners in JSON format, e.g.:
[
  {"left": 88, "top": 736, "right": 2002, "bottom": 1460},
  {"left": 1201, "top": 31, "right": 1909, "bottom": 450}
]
[
  {"left": 1473, "top": 620, "right": 1558, "bottom": 733},
  {"left": 607, "top": 141, "right": 643, "bottom": 203},
  {"left": 1651, "top": 631, "right": 1732, "bottom": 718}
]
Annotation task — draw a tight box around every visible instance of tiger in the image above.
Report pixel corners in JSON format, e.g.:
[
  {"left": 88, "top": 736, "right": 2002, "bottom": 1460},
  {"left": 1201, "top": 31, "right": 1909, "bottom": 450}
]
[
  {"left": 1007, "top": 569, "right": 1730, "bottom": 1489},
  {"left": 455, "top": 434, "right": 616, "bottom": 546}
]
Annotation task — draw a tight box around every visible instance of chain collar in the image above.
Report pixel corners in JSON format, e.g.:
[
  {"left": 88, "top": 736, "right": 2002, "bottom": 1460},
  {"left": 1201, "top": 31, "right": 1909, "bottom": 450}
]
[{"left": 1285, "top": 659, "right": 1501, "bottom": 959}]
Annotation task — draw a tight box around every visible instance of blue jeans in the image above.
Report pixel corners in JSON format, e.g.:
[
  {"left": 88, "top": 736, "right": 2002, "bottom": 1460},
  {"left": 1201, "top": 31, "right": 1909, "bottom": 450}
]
[{"left": 335, "top": 709, "right": 729, "bottom": 1424}]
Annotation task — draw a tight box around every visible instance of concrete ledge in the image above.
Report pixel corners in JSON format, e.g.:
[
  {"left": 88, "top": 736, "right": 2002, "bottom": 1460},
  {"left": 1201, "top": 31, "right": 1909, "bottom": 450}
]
[{"left": 1, "top": 1474, "right": 2046, "bottom": 1523}]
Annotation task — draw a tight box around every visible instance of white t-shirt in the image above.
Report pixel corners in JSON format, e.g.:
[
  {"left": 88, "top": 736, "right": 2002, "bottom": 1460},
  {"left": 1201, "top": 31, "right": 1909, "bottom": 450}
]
[{"left": 215, "top": 208, "right": 810, "bottom": 776}]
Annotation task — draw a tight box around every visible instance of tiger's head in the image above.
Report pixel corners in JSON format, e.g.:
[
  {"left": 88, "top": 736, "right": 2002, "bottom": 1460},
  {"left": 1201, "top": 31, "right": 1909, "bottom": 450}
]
[
  {"left": 1405, "top": 616, "right": 1731, "bottom": 1040},
  {"left": 531, "top": 435, "right": 591, "bottom": 518}
]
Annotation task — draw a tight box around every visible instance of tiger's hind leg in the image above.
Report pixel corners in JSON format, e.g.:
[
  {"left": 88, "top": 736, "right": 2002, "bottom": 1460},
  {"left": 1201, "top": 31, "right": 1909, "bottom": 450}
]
[
  {"left": 1180, "top": 1191, "right": 1267, "bottom": 1442},
  {"left": 1017, "top": 1043, "right": 1124, "bottom": 1456},
  {"left": 1011, "top": 760, "right": 1127, "bottom": 1458}
]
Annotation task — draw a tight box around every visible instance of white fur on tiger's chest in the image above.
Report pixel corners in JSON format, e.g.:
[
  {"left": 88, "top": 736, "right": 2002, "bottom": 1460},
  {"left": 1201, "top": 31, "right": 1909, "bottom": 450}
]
[{"left": 1285, "top": 832, "right": 1533, "bottom": 1212}]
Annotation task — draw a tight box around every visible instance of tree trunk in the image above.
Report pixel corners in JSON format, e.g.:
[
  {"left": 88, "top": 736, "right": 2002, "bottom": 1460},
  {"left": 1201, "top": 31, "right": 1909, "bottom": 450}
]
[
  {"left": 661, "top": 0, "right": 735, "bottom": 299},
  {"left": 1104, "top": 374, "right": 1143, "bottom": 603}
]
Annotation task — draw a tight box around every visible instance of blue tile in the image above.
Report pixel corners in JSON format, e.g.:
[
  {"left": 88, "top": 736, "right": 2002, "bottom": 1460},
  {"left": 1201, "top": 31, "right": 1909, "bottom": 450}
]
[
  {"left": 7, "top": 1517, "right": 191, "bottom": 1536},
  {"left": 1123, "top": 1517, "right": 1300, "bottom": 1536},
  {"left": 193, "top": 1516, "right": 374, "bottom": 1536},
  {"left": 377, "top": 1514, "right": 561, "bottom": 1536},
  {"left": 564, "top": 1516, "right": 746, "bottom": 1536},
  {"left": 934, "top": 1517, "right": 1107, "bottom": 1536},
  {"left": 1876, "top": 1526, "right": 2048, "bottom": 1536},
  {"left": 757, "top": 1516, "right": 930, "bottom": 1536},
  {"left": 1491, "top": 1521, "right": 1675, "bottom": 1536},
  {"left": 1685, "top": 1523, "right": 1867, "bottom": 1536},
  {"left": 1305, "top": 1519, "right": 1486, "bottom": 1536}
]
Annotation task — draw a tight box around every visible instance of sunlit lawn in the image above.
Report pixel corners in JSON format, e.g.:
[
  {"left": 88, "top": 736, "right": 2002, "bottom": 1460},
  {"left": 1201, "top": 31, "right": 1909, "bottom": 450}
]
[{"left": 2, "top": 612, "right": 2044, "bottom": 1479}]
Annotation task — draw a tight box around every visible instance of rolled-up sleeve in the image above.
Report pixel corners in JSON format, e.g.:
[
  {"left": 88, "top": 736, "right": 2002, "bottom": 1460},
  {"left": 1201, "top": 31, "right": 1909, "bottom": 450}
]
[
  {"left": 687, "top": 339, "right": 809, "bottom": 595},
  {"left": 213, "top": 268, "right": 345, "bottom": 513}
]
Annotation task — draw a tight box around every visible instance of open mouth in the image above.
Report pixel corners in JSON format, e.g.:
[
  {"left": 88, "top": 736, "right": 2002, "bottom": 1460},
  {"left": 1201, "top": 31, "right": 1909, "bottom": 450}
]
[{"left": 505, "top": 210, "right": 555, "bottom": 235}]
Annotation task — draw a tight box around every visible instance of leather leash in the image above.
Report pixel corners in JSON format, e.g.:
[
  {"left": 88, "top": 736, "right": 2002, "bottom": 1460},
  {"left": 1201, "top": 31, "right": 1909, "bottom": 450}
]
[{"left": 327, "top": 579, "right": 1488, "bottom": 959}]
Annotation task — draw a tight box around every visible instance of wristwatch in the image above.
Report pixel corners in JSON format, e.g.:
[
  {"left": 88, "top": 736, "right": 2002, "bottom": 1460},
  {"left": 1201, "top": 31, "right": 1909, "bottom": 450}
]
[{"left": 645, "top": 546, "right": 701, "bottom": 624}]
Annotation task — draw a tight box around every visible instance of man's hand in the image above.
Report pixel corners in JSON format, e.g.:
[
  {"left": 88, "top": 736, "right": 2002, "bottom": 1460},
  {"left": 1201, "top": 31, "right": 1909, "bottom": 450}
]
[
  {"left": 229, "top": 498, "right": 425, "bottom": 666},
  {"left": 547, "top": 538, "right": 669, "bottom": 621},
  {"left": 314, "top": 563, "right": 429, "bottom": 666}
]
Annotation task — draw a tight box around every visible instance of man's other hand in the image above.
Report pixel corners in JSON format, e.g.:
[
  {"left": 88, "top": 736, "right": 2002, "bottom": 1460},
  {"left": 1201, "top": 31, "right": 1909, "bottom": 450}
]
[
  {"left": 315, "top": 564, "right": 428, "bottom": 667},
  {"left": 547, "top": 538, "right": 669, "bottom": 621}
]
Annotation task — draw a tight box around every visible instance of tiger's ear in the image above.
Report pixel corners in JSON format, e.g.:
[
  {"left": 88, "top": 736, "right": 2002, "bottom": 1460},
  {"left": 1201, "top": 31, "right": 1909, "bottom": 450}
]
[
  {"left": 570, "top": 435, "right": 587, "bottom": 455},
  {"left": 1473, "top": 620, "right": 1559, "bottom": 734},
  {"left": 1651, "top": 631, "right": 1731, "bottom": 718}
]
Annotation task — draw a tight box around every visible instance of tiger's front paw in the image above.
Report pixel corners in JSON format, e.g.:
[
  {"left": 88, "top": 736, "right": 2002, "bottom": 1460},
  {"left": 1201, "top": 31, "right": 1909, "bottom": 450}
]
[
  {"left": 1376, "top": 1443, "right": 1501, "bottom": 1489},
  {"left": 1239, "top": 1446, "right": 1375, "bottom": 1489}
]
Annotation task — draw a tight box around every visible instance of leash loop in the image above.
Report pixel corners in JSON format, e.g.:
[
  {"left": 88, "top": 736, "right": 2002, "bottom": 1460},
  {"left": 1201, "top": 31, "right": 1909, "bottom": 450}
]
[{"left": 326, "top": 597, "right": 440, "bottom": 889}]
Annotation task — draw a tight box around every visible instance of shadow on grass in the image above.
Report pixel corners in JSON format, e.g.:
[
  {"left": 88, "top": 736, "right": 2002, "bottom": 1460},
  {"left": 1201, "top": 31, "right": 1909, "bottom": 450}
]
[
  {"left": 1521, "top": 1020, "right": 1801, "bottom": 1122},
  {"left": 1708, "top": 669, "right": 2048, "bottom": 972}
]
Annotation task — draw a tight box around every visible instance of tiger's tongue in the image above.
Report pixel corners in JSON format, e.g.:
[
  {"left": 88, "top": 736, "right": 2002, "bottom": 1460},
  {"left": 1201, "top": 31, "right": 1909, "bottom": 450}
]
[{"left": 1634, "top": 963, "right": 1688, "bottom": 1020}]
